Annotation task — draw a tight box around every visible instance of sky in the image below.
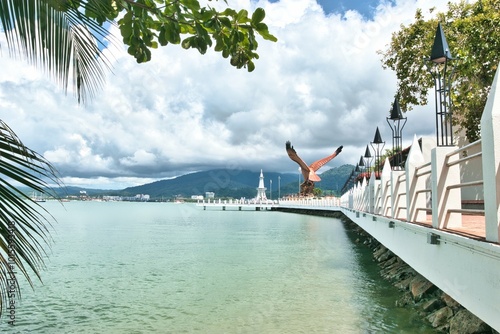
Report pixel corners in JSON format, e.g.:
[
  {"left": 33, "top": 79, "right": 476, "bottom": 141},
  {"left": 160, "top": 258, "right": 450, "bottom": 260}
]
[{"left": 0, "top": 0, "right": 462, "bottom": 189}]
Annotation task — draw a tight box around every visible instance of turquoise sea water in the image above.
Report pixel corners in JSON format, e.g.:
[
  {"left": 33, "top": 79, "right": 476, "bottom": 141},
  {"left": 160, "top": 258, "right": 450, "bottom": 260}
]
[{"left": 2, "top": 201, "right": 435, "bottom": 333}]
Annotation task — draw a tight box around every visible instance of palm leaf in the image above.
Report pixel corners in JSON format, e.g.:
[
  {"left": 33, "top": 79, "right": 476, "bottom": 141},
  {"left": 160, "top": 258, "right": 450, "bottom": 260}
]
[
  {"left": 0, "top": 0, "right": 113, "bottom": 103},
  {"left": 0, "top": 119, "right": 62, "bottom": 315}
]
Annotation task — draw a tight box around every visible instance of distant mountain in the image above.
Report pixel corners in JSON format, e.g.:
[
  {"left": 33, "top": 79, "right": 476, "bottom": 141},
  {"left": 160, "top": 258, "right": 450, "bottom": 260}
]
[
  {"left": 43, "top": 165, "right": 354, "bottom": 200},
  {"left": 120, "top": 165, "right": 355, "bottom": 199},
  {"left": 119, "top": 169, "right": 297, "bottom": 199},
  {"left": 279, "top": 164, "right": 354, "bottom": 197},
  {"left": 315, "top": 164, "right": 355, "bottom": 195}
]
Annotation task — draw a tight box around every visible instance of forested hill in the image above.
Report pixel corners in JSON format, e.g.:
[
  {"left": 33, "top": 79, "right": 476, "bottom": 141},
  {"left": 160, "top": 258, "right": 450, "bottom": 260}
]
[
  {"left": 49, "top": 165, "right": 354, "bottom": 200},
  {"left": 120, "top": 169, "right": 297, "bottom": 199},
  {"left": 120, "top": 165, "right": 354, "bottom": 199}
]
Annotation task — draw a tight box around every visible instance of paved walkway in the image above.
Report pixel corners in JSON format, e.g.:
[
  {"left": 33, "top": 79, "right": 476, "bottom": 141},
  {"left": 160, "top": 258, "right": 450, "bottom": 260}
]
[{"left": 416, "top": 214, "right": 487, "bottom": 240}]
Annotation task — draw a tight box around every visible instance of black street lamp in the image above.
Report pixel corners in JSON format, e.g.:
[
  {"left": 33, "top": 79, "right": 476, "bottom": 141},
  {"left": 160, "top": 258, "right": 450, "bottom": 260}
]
[
  {"left": 425, "top": 22, "right": 456, "bottom": 146},
  {"left": 341, "top": 166, "right": 357, "bottom": 195},
  {"left": 386, "top": 96, "right": 407, "bottom": 170},
  {"left": 358, "top": 155, "right": 365, "bottom": 168},
  {"left": 363, "top": 145, "right": 372, "bottom": 173},
  {"left": 358, "top": 155, "right": 365, "bottom": 179},
  {"left": 370, "top": 127, "right": 385, "bottom": 176}
]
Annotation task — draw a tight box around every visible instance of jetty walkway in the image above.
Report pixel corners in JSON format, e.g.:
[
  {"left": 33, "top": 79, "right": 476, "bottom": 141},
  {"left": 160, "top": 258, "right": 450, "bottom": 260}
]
[
  {"left": 197, "top": 65, "right": 500, "bottom": 331},
  {"left": 198, "top": 198, "right": 275, "bottom": 211}
]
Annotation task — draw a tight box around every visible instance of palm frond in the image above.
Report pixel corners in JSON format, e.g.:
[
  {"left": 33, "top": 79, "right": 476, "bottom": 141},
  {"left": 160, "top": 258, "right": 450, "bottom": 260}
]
[
  {"left": 0, "top": 0, "right": 114, "bottom": 103},
  {"left": 0, "top": 119, "right": 62, "bottom": 316}
]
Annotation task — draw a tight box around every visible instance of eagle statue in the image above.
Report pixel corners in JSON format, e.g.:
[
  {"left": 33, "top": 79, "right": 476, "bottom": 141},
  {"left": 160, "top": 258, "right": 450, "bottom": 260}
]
[{"left": 286, "top": 141, "right": 343, "bottom": 196}]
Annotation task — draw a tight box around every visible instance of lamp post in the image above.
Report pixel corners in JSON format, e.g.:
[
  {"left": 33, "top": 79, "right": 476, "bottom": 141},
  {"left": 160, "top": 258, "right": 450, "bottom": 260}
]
[
  {"left": 425, "top": 22, "right": 456, "bottom": 146},
  {"left": 363, "top": 145, "right": 372, "bottom": 174},
  {"left": 370, "top": 127, "right": 385, "bottom": 176},
  {"left": 270, "top": 179, "right": 272, "bottom": 200},
  {"left": 358, "top": 155, "right": 365, "bottom": 180},
  {"left": 278, "top": 176, "right": 281, "bottom": 201},
  {"left": 298, "top": 167, "right": 301, "bottom": 196},
  {"left": 353, "top": 163, "right": 360, "bottom": 187},
  {"left": 386, "top": 96, "right": 407, "bottom": 170},
  {"left": 341, "top": 165, "right": 357, "bottom": 195}
]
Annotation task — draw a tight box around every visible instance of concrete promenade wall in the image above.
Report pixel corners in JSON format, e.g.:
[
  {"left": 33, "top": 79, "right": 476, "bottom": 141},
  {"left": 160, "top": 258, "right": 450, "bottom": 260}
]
[{"left": 340, "top": 207, "right": 500, "bottom": 332}]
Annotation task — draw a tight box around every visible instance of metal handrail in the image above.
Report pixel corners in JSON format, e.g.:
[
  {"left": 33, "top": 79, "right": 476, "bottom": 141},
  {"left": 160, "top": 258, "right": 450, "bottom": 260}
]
[{"left": 446, "top": 180, "right": 484, "bottom": 190}]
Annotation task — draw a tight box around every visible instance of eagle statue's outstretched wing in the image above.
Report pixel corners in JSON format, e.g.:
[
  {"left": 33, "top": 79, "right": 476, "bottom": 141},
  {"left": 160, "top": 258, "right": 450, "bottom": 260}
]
[
  {"left": 309, "top": 146, "right": 343, "bottom": 172},
  {"left": 286, "top": 141, "right": 311, "bottom": 181},
  {"left": 286, "top": 142, "right": 343, "bottom": 183}
]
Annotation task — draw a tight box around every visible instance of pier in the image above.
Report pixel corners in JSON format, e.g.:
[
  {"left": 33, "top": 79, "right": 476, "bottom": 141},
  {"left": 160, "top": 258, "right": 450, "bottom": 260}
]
[
  {"left": 197, "top": 198, "right": 275, "bottom": 211},
  {"left": 198, "top": 64, "right": 500, "bottom": 331}
]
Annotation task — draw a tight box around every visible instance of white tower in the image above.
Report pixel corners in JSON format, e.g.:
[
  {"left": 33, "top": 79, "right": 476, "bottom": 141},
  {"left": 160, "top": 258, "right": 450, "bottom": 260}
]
[{"left": 255, "top": 169, "right": 267, "bottom": 201}]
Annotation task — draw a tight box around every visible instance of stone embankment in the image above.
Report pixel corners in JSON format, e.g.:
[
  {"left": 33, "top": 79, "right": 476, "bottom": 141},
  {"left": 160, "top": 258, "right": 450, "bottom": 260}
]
[{"left": 343, "top": 218, "right": 496, "bottom": 334}]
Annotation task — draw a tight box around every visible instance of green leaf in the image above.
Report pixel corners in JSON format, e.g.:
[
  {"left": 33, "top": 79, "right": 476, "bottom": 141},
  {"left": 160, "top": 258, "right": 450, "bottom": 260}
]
[
  {"left": 251, "top": 8, "right": 266, "bottom": 24},
  {"left": 158, "top": 26, "right": 169, "bottom": 46},
  {"left": 221, "top": 8, "right": 237, "bottom": 17},
  {"left": 258, "top": 30, "right": 277, "bottom": 42},
  {"left": 236, "top": 9, "right": 249, "bottom": 23},
  {"left": 247, "top": 60, "right": 255, "bottom": 72},
  {"left": 199, "top": 8, "right": 215, "bottom": 21},
  {"left": 181, "top": 37, "right": 192, "bottom": 49},
  {"left": 119, "top": 12, "right": 134, "bottom": 40},
  {"left": 196, "top": 37, "right": 208, "bottom": 54},
  {"left": 168, "top": 22, "right": 181, "bottom": 44},
  {"left": 219, "top": 17, "right": 232, "bottom": 29},
  {"left": 183, "top": 0, "right": 201, "bottom": 12}
]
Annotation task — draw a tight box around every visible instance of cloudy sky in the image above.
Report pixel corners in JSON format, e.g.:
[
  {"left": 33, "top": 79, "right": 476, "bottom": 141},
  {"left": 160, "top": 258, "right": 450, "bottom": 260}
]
[{"left": 0, "top": 0, "right": 459, "bottom": 189}]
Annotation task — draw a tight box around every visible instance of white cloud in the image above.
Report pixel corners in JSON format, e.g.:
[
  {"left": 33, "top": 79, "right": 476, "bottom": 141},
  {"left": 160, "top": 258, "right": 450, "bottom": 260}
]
[{"left": 0, "top": 0, "right": 458, "bottom": 188}]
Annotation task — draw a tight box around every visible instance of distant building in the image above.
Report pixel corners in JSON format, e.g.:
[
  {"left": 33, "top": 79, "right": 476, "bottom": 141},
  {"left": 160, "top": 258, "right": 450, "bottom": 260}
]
[
  {"left": 103, "top": 196, "right": 122, "bottom": 201},
  {"left": 255, "top": 169, "right": 267, "bottom": 201},
  {"left": 135, "top": 194, "right": 150, "bottom": 201},
  {"left": 205, "top": 192, "right": 215, "bottom": 199},
  {"left": 191, "top": 195, "right": 204, "bottom": 200}
]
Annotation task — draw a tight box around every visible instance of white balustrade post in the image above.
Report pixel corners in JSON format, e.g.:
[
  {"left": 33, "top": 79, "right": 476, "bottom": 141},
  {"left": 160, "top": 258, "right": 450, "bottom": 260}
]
[
  {"left": 353, "top": 183, "right": 358, "bottom": 210},
  {"left": 359, "top": 181, "right": 364, "bottom": 211},
  {"left": 481, "top": 61, "right": 500, "bottom": 243},
  {"left": 356, "top": 182, "right": 363, "bottom": 211},
  {"left": 348, "top": 190, "right": 353, "bottom": 209},
  {"left": 431, "top": 147, "right": 461, "bottom": 229},
  {"left": 361, "top": 177, "right": 368, "bottom": 212},
  {"left": 406, "top": 135, "right": 427, "bottom": 223},
  {"left": 391, "top": 170, "right": 406, "bottom": 220},
  {"left": 380, "top": 158, "right": 391, "bottom": 216},
  {"left": 369, "top": 172, "right": 376, "bottom": 213},
  {"left": 374, "top": 179, "right": 382, "bottom": 215}
]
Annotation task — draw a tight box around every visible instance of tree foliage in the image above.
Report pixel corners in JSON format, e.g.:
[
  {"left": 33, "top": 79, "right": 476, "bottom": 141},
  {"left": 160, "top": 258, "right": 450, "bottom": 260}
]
[
  {"left": 379, "top": 0, "right": 500, "bottom": 142},
  {"left": 0, "top": 0, "right": 277, "bottom": 103}
]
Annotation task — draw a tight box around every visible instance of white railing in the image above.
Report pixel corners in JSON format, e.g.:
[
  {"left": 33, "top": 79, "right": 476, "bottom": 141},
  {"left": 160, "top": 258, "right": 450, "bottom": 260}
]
[
  {"left": 337, "top": 136, "right": 490, "bottom": 236},
  {"left": 339, "top": 62, "right": 500, "bottom": 243},
  {"left": 278, "top": 197, "right": 341, "bottom": 207},
  {"left": 199, "top": 198, "right": 276, "bottom": 206},
  {"left": 199, "top": 63, "right": 500, "bottom": 244}
]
